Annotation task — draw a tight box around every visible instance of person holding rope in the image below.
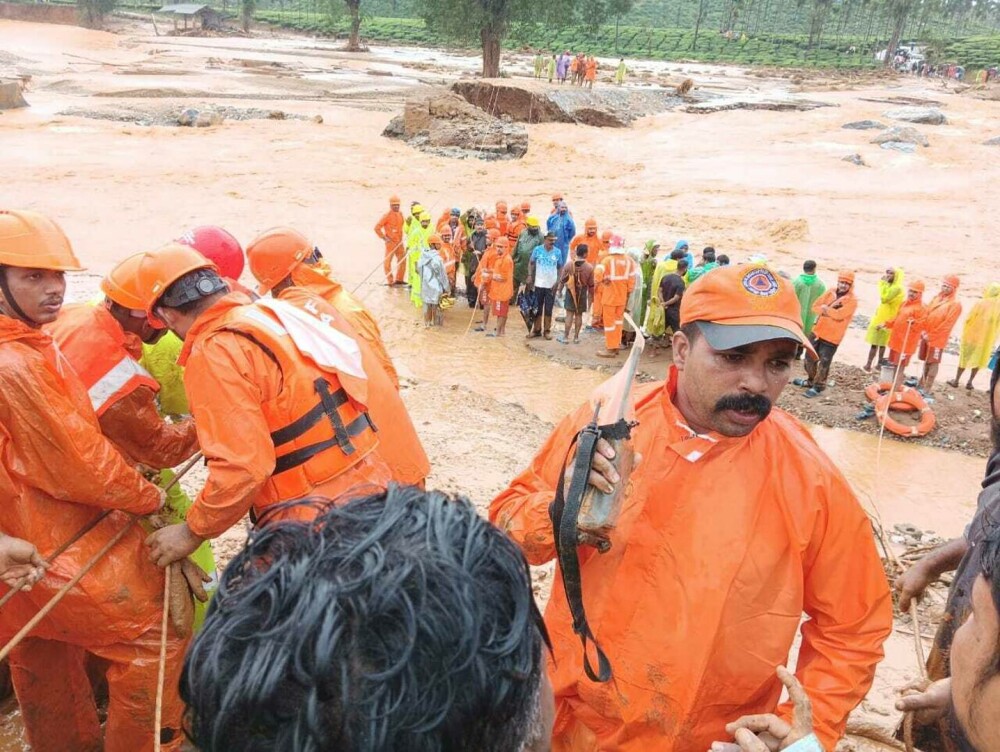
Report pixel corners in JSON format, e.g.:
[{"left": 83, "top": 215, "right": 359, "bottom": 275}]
[
  {"left": 918, "top": 274, "right": 963, "bottom": 398},
  {"left": 490, "top": 264, "right": 892, "bottom": 751},
  {"left": 0, "top": 535, "right": 45, "bottom": 590},
  {"left": 373, "top": 194, "right": 406, "bottom": 286},
  {"left": 879, "top": 279, "right": 928, "bottom": 394},
  {"left": 0, "top": 210, "right": 189, "bottom": 751},
  {"left": 136, "top": 243, "right": 393, "bottom": 568}
]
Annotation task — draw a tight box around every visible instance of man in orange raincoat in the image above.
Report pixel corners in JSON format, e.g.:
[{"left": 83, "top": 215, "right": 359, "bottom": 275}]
[
  {"left": 490, "top": 264, "right": 891, "bottom": 752},
  {"left": 46, "top": 253, "right": 200, "bottom": 468},
  {"left": 793, "top": 269, "right": 858, "bottom": 398},
  {"left": 918, "top": 274, "right": 963, "bottom": 396},
  {"left": 594, "top": 240, "right": 636, "bottom": 358},
  {"left": 0, "top": 210, "right": 188, "bottom": 752},
  {"left": 440, "top": 225, "right": 460, "bottom": 295},
  {"left": 590, "top": 230, "right": 614, "bottom": 330},
  {"left": 138, "top": 244, "right": 393, "bottom": 568},
  {"left": 245, "top": 227, "right": 429, "bottom": 487},
  {"left": 571, "top": 218, "right": 600, "bottom": 264},
  {"left": 374, "top": 195, "right": 406, "bottom": 286},
  {"left": 487, "top": 237, "right": 514, "bottom": 338},
  {"left": 880, "top": 279, "right": 928, "bottom": 392},
  {"left": 496, "top": 201, "right": 509, "bottom": 237},
  {"left": 507, "top": 205, "right": 526, "bottom": 246}
]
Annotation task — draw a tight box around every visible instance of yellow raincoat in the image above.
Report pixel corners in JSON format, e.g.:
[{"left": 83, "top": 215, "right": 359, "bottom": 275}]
[
  {"left": 865, "top": 268, "right": 905, "bottom": 347},
  {"left": 959, "top": 283, "right": 1000, "bottom": 369}
]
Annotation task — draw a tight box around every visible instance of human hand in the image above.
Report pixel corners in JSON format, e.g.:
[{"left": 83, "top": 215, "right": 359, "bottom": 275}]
[
  {"left": 146, "top": 523, "right": 204, "bottom": 568},
  {"left": 896, "top": 678, "right": 951, "bottom": 725},
  {"left": 0, "top": 535, "right": 47, "bottom": 591},
  {"left": 712, "top": 666, "right": 813, "bottom": 752},
  {"left": 820, "top": 305, "right": 829, "bottom": 314},
  {"left": 563, "top": 437, "right": 642, "bottom": 497},
  {"left": 895, "top": 562, "right": 934, "bottom": 612}
]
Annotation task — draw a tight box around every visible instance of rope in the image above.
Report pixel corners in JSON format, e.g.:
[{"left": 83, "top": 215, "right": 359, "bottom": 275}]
[{"left": 154, "top": 563, "right": 172, "bottom": 752}]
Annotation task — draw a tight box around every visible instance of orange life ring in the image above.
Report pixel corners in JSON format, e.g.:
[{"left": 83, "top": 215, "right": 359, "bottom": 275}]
[
  {"left": 875, "top": 391, "right": 936, "bottom": 438},
  {"left": 865, "top": 382, "right": 918, "bottom": 412}
]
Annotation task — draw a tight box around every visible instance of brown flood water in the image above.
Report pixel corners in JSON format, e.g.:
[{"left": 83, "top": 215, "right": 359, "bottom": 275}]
[{"left": 0, "top": 15, "right": 995, "bottom": 748}]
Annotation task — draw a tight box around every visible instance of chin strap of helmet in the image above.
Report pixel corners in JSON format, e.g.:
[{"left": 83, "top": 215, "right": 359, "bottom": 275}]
[{"left": 0, "top": 266, "right": 36, "bottom": 325}]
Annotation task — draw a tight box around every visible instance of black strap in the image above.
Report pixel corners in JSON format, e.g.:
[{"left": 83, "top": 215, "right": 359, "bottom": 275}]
[
  {"left": 549, "top": 405, "right": 613, "bottom": 683},
  {"left": 0, "top": 267, "right": 34, "bottom": 325},
  {"left": 273, "top": 412, "right": 374, "bottom": 474},
  {"left": 269, "top": 385, "right": 349, "bottom": 446}
]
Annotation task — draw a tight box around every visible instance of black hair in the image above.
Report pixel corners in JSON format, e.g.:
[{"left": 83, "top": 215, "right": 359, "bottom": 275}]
[
  {"left": 181, "top": 487, "right": 549, "bottom": 752},
  {"left": 670, "top": 249, "right": 686, "bottom": 261},
  {"left": 677, "top": 259, "right": 689, "bottom": 271},
  {"left": 680, "top": 322, "right": 699, "bottom": 341},
  {"left": 717, "top": 255, "right": 730, "bottom": 266},
  {"left": 576, "top": 244, "right": 589, "bottom": 257},
  {"left": 803, "top": 260, "right": 817, "bottom": 273},
  {"left": 702, "top": 247, "right": 716, "bottom": 262}
]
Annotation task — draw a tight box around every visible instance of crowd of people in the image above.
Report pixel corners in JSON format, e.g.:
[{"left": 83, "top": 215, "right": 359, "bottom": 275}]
[
  {"left": 528, "top": 51, "right": 629, "bottom": 86},
  {"left": 2, "top": 205, "right": 1000, "bottom": 752}
]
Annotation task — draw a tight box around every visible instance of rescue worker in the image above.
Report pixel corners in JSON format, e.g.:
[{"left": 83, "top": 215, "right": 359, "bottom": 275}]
[
  {"left": 490, "top": 263, "right": 892, "bottom": 751},
  {"left": 879, "top": 279, "right": 928, "bottom": 394},
  {"left": 418, "top": 235, "right": 449, "bottom": 327},
  {"left": 176, "top": 225, "right": 245, "bottom": 284},
  {"left": 46, "top": 253, "right": 199, "bottom": 468},
  {"left": 507, "top": 204, "right": 525, "bottom": 246},
  {"left": 594, "top": 238, "right": 636, "bottom": 358},
  {"left": 405, "top": 204, "right": 427, "bottom": 289},
  {"left": 138, "top": 243, "right": 392, "bottom": 568},
  {"left": 0, "top": 209, "right": 188, "bottom": 752},
  {"left": 571, "top": 218, "right": 600, "bottom": 265},
  {"left": 496, "top": 201, "right": 509, "bottom": 237},
  {"left": 513, "top": 216, "right": 542, "bottom": 302},
  {"left": 465, "top": 217, "right": 488, "bottom": 308},
  {"left": 487, "top": 237, "right": 514, "bottom": 338},
  {"left": 950, "top": 283, "right": 1000, "bottom": 390},
  {"left": 474, "top": 233, "right": 501, "bottom": 332},
  {"left": 919, "top": 274, "right": 963, "bottom": 396},
  {"left": 863, "top": 267, "right": 905, "bottom": 373},
  {"left": 244, "top": 227, "right": 427, "bottom": 484},
  {"left": 374, "top": 195, "right": 406, "bottom": 286},
  {"left": 408, "top": 212, "right": 433, "bottom": 308},
  {"left": 590, "top": 230, "right": 614, "bottom": 330},
  {"left": 440, "top": 225, "right": 459, "bottom": 295},
  {"left": 793, "top": 270, "right": 857, "bottom": 397},
  {"left": 0, "top": 535, "right": 45, "bottom": 589},
  {"left": 546, "top": 202, "right": 576, "bottom": 268}
]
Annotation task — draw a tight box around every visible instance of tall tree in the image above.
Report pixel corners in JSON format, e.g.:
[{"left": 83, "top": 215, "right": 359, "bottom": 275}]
[
  {"left": 345, "top": 0, "right": 364, "bottom": 50},
  {"left": 241, "top": 0, "right": 256, "bottom": 32},
  {"left": 416, "top": 0, "right": 613, "bottom": 77},
  {"left": 79, "top": 0, "right": 116, "bottom": 27}
]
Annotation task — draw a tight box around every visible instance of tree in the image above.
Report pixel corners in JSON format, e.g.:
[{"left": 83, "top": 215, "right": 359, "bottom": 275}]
[
  {"left": 415, "top": 0, "right": 604, "bottom": 78},
  {"left": 78, "top": 0, "right": 116, "bottom": 28},
  {"left": 241, "top": 0, "right": 256, "bottom": 32},
  {"left": 345, "top": 0, "right": 364, "bottom": 50}
]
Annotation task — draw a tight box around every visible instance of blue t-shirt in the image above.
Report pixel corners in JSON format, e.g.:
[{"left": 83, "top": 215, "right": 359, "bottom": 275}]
[{"left": 531, "top": 245, "right": 560, "bottom": 289}]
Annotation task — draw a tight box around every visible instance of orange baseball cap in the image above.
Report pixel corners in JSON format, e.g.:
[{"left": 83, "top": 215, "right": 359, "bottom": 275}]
[{"left": 680, "top": 264, "right": 815, "bottom": 356}]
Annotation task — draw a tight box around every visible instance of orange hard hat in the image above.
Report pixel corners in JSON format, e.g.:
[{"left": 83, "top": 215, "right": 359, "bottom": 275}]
[
  {"left": 601, "top": 230, "right": 613, "bottom": 241},
  {"left": 136, "top": 242, "right": 218, "bottom": 326},
  {"left": 487, "top": 228, "right": 500, "bottom": 241},
  {"left": 176, "top": 225, "right": 244, "bottom": 281},
  {"left": 680, "top": 264, "right": 815, "bottom": 357},
  {"left": 520, "top": 202, "right": 531, "bottom": 213},
  {"left": 496, "top": 201, "right": 508, "bottom": 211},
  {"left": 510, "top": 206, "right": 522, "bottom": 217},
  {"left": 390, "top": 194, "right": 401, "bottom": 205},
  {"left": 429, "top": 234, "right": 443, "bottom": 247},
  {"left": 0, "top": 210, "right": 83, "bottom": 271},
  {"left": 495, "top": 237, "right": 509, "bottom": 248},
  {"left": 585, "top": 218, "right": 598, "bottom": 230},
  {"left": 246, "top": 226, "right": 313, "bottom": 295},
  {"left": 101, "top": 252, "right": 149, "bottom": 310},
  {"left": 837, "top": 270, "right": 855, "bottom": 285},
  {"left": 909, "top": 279, "right": 926, "bottom": 293},
  {"left": 552, "top": 193, "right": 563, "bottom": 201}
]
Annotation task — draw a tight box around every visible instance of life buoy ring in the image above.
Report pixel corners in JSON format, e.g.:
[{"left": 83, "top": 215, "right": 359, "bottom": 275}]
[
  {"left": 864, "top": 382, "right": 918, "bottom": 412},
  {"left": 875, "top": 391, "right": 936, "bottom": 437}
]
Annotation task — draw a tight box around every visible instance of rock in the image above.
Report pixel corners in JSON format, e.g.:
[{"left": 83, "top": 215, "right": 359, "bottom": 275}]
[
  {"left": 842, "top": 120, "right": 886, "bottom": 130},
  {"left": 872, "top": 126, "right": 929, "bottom": 147},
  {"left": 879, "top": 141, "right": 917, "bottom": 153},
  {"left": 894, "top": 522, "right": 923, "bottom": 540},
  {"left": 194, "top": 109, "right": 222, "bottom": 128},
  {"left": 0, "top": 79, "right": 28, "bottom": 110},
  {"left": 311, "top": 114, "right": 323, "bottom": 124},
  {"left": 383, "top": 89, "right": 528, "bottom": 160},
  {"left": 267, "top": 110, "right": 286, "bottom": 120},
  {"left": 984, "top": 136, "right": 1000, "bottom": 146},
  {"left": 885, "top": 107, "right": 947, "bottom": 125},
  {"left": 177, "top": 107, "right": 199, "bottom": 126},
  {"left": 842, "top": 153, "right": 867, "bottom": 166}
]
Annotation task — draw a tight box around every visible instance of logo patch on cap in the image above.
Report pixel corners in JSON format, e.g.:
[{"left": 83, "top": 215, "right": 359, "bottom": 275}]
[{"left": 742, "top": 268, "right": 779, "bottom": 297}]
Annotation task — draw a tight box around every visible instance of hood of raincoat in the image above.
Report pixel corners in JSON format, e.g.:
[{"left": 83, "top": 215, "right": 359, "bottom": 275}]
[
  {"left": 986, "top": 283, "right": 1000, "bottom": 300},
  {"left": 0, "top": 313, "right": 51, "bottom": 347}
]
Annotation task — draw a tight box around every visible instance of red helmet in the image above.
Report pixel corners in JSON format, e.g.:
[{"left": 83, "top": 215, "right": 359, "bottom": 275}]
[{"left": 176, "top": 225, "right": 244, "bottom": 281}]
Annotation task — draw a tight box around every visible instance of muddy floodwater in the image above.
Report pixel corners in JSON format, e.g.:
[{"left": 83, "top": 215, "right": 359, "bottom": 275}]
[{"left": 1, "top": 14, "right": 997, "bottom": 750}]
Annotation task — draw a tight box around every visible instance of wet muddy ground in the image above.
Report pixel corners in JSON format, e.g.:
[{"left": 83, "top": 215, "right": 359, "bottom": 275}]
[{"left": 2, "top": 15, "right": 998, "bottom": 750}]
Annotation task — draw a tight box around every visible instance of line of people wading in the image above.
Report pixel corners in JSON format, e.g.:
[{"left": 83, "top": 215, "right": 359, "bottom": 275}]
[{"left": 0, "top": 207, "right": 998, "bottom": 751}]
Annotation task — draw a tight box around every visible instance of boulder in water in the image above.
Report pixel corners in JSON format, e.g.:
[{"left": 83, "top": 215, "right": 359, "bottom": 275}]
[
  {"left": 842, "top": 153, "right": 867, "bottom": 166},
  {"left": 871, "top": 126, "right": 928, "bottom": 147},
  {"left": 842, "top": 120, "right": 886, "bottom": 130},
  {"left": 0, "top": 79, "right": 27, "bottom": 110},
  {"left": 884, "top": 107, "right": 947, "bottom": 126},
  {"left": 879, "top": 141, "right": 917, "bottom": 154}
]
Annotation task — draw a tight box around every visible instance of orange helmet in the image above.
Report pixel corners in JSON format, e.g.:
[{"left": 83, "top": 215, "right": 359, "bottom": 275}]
[
  {"left": 496, "top": 201, "right": 508, "bottom": 212},
  {"left": 0, "top": 210, "right": 83, "bottom": 271},
  {"left": 246, "top": 226, "right": 313, "bottom": 295},
  {"left": 101, "top": 252, "right": 149, "bottom": 310},
  {"left": 520, "top": 202, "right": 531, "bottom": 213},
  {"left": 390, "top": 194, "right": 401, "bottom": 206},
  {"left": 487, "top": 228, "right": 500, "bottom": 241},
  {"left": 137, "top": 242, "right": 219, "bottom": 327},
  {"left": 176, "top": 225, "right": 244, "bottom": 281},
  {"left": 510, "top": 206, "right": 522, "bottom": 217},
  {"left": 551, "top": 193, "right": 563, "bottom": 202},
  {"left": 601, "top": 230, "right": 613, "bottom": 241},
  {"left": 585, "top": 218, "right": 598, "bottom": 231},
  {"left": 428, "top": 234, "right": 443, "bottom": 247}
]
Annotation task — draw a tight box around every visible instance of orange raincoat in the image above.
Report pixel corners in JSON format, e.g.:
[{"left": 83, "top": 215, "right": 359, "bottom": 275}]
[
  {"left": 810, "top": 282, "right": 858, "bottom": 346},
  {"left": 571, "top": 231, "right": 600, "bottom": 264},
  {"left": 178, "top": 292, "right": 391, "bottom": 538},
  {"left": 923, "top": 280, "right": 963, "bottom": 350},
  {"left": 488, "top": 254, "right": 514, "bottom": 304},
  {"left": 47, "top": 304, "right": 199, "bottom": 468},
  {"left": 595, "top": 252, "right": 636, "bottom": 350},
  {"left": 291, "top": 263, "right": 400, "bottom": 389},
  {"left": 885, "top": 295, "right": 927, "bottom": 356},
  {"left": 374, "top": 208, "right": 405, "bottom": 285},
  {"left": 276, "top": 286, "right": 430, "bottom": 486},
  {"left": 490, "top": 369, "right": 891, "bottom": 751},
  {"left": 0, "top": 315, "right": 186, "bottom": 752}
]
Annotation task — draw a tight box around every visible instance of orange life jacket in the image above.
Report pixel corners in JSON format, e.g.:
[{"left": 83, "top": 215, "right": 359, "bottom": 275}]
[
  {"left": 198, "top": 300, "right": 379, "bottom": 504},
  {"left": 595, "top": 254, "right": 634, "bottom": 307},
  {"left": 46, "top": 304, "right": 159, "bottom": 417}
]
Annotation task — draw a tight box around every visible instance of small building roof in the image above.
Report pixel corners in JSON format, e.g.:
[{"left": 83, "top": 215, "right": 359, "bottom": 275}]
[{"left": 157, "top": 4, "right": 209, "bottom": 15}]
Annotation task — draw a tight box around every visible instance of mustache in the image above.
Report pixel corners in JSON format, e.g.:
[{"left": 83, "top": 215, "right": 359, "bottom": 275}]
[{"left": 714, "top": 393, "right": 773, "bottom": 419}]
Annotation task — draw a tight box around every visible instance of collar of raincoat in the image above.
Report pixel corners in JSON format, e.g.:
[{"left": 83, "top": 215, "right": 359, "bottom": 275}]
[
  {"left": 290, "top": 262, "right": 343, "bottom": 297},
  {"left": 660, "top": 366, "right": 753, "bottom": 461},
  {"left": 178, "top": 290, "right": 254, "bottom": 366},
  {"left": 0, "top": 309, "right": 52, "bottom": 346}
]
